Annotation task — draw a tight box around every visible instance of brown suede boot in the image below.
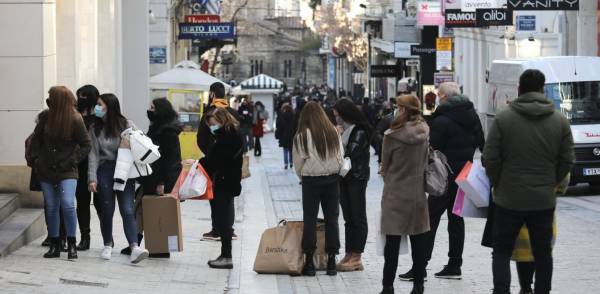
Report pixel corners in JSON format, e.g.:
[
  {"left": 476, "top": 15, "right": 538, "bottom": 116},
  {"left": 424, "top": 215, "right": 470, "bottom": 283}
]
[{"left": 337, "top": 253, "right": 365, "bottom": 272}]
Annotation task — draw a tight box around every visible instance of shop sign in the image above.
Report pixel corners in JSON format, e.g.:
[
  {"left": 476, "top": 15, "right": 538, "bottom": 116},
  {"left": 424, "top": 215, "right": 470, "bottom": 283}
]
[
  {"left": 434, "top": 72, "right": 455, "bottom": 87},
  {"left": 461, "top": 0, "right": 499, "bottom": 12},
  {"left": 149, "top": 47, "right": 167, "bottom": 64},
  {"left": 436, "top": 38, "right": 453, "bottom": 51},
  {"left": 178, "top": 23, "right": 235, "bottom": 40},
  {"left": 370, "top": 65, "right": 401, "bottom": 78},
  {"left": 476, "top": 8, "right": 513, "bottom": 26},
  {"left": 406, "top": 59, "right": 421, "bottom": 67},
  {"left": 516, "top": 15, "right": 536, "bottom": 31},
  {"left": 417, "top": 1, "right": 445, "bottom": 26},
  {"left": 411, "top": 45, "right": 436, "bottom": 56},
  {"left": 185, "top": 15, "right": 221, "bottom": 23},
  {"left": 394, "top": 42, "right": 419, "bottom": 58},
  {"left": 508, "top": 0, "right": 578, "bottom": 10},
  {"left": 445, "top": 9, "right": 477, "bottom": 28}
]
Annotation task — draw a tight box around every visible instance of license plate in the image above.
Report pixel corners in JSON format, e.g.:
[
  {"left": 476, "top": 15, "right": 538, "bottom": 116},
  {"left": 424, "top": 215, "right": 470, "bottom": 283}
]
[{"left": 583, "top": 168, "right": 600, "bottom": 176}]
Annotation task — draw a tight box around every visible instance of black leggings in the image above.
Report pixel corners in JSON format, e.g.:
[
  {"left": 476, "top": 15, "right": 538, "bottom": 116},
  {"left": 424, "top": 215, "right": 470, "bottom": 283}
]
[
  {"left": 213, "top": 195, "right": 235, "bottom": 258},
  {"left": 383, "top": 233, "right": 428, "bottom": 287},
  {"left": 254, "top": 137, "right": 262, "bottom": 156},
  {"left": 517, "top": 261, "right": 535, "bottom": 291}
]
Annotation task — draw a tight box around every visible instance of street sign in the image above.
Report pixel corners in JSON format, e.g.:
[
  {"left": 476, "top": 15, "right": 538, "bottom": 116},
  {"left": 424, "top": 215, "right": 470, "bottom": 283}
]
[
  {"left": 406, "top": 59, "right": 420, "bottom": 67},
  {"left": 394, "top": 42, "right": 419, "bottom": 58},
  {"left": 436, "top": 38, "right": 452, "bottom": 51},
  {"left": 508, "top": 0, "right": 578, "bottom": 10},
  {"left": 149, "top": 47, "right": 167, "bottom": 64},
  {"left": 445, "top": 9, "right": 478, "bottom": 28},
  {"left": 476, "top": 8, "right": 513, "bottom": 27},
  {"left": 185, "top": 15, "right": 221, "bottom": 23},
  {"left": 516, "top": 15, "right": 536, "bottom": 31},
  {"left": 411, "top": 45, "right": 436, "bottom": 56},
  {"left": 178, "top": 23, "right": 235, "bottom": 40},
  {"left": 370, "top": 65, "right": 401, "bottom": 78}
]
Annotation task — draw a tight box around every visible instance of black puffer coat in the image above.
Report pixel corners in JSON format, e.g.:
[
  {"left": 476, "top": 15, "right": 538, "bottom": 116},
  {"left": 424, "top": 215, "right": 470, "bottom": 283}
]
[
  {"left": 143, "top": 119, "right": 183, "bottom": 194},
  {"left": 343, "top": 125, "right": 371, "bottom": 181},
  {"left": 429, "top": 95, "right": 485, "bottom": 173},
  {"left": 200, "top": 127, "right": 243, "bottom": 198},
  {"left": 275, "top": 111, "right": 295, "bottom": 149}
]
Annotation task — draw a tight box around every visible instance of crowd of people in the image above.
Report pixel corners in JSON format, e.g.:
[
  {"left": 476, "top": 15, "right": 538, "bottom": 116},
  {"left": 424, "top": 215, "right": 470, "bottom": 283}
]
[{"left": 27, "top": 70, "right": 573, "bottom": 294}]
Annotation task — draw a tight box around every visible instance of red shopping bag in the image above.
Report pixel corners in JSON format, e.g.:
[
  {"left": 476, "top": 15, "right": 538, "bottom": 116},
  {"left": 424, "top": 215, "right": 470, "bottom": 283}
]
[
  {"left": 455, "top": 161, "right": 473, "bottom": 184},
  {"left": 171, "top": 163, "right": 213, "bottom": 200}
]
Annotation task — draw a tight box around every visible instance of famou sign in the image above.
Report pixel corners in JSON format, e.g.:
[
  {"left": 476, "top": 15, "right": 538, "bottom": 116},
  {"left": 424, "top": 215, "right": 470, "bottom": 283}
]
[
  {"left": 508, "top": 0, "right": 579, "bottom": 10},
  {"left": 445, "top": 9, "right": 477, "bottom": 28},
  {"left": 476, "top": 8, "right": 513, "bottom": 26}
]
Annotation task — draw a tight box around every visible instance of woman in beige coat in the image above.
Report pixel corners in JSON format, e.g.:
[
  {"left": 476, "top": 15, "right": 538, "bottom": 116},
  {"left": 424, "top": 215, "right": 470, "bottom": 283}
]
[{"left": 379, "top": 95, "right": 430, "bottom": 294}]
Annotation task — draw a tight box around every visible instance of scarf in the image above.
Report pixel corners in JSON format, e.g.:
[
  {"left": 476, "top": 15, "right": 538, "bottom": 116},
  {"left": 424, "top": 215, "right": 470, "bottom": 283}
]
[{"left": 212, "top": 98, "right": 229, "bottom": 108}]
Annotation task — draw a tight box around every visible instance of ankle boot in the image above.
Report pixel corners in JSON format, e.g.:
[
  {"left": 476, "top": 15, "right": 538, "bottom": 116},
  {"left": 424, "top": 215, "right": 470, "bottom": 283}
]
[
  {"left": 302, "top": 253, "right": 316, "bottom": 276},
  {"left": 41, "top": 236, "right": 51, "bottom": 247},
  {"left": 67, "top": 237, "right": 78, "bottom": 259},
  {"left": 379, "top": 286, "right": 394, "bottom": 294},
  {"left": 60, "top": 238, "right": 68, "bottom": 252},
  {"left": 43, "top": 238, "right": 61, "bottom": 258},
  {"left": 76, "top": 235, "right": 90, "bottom": 251},
  {"left": 410, "top": 282, "right": 424, "bottom": 294},
  {"left": 327, "top": 254, "right": 337, "bottom": 276}
]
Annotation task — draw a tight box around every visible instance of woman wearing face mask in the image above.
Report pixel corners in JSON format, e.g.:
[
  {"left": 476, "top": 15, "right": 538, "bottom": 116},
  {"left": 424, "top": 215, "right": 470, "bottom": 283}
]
[
  {"left": 199, "top": 107, "right": 243, "bottom": 269},
  {"left": 31, "top": 86, "right": 91, "bottom": 259},
  {"left": 332, "top": 98, "right": 373, "bottom": 272},
  {"left": 379, "top": 95, "right": 430, "bottom": 294},
  {"left": 73, "top": 85, "right": 100, "bottom": 251},
  {"left": 88, "top": 94, "right": 149, "bottom": 264},
  {"left": 252, "top": 101, "right": 269, "bottom": 157}
]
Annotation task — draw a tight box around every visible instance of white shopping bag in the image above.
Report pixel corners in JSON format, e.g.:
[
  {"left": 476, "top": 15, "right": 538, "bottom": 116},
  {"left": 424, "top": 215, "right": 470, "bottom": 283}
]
[
  {"left": 456, "top": 159, "right": 490, "bottom": 208},
  {"left": 178, "top": 160, "right": 208, "bottom": 199},
  {"left": 375, "top": 210, "right": 409, "bottom": 256}
]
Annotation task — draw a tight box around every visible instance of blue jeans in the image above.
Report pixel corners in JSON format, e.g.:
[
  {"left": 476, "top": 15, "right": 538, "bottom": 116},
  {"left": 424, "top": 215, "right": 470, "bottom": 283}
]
[
  {"left": 40, "top": 179, "right": 78, "bottom": 238},
  {"left": 96, "top": 161, "right": 139, "bottom": 246},
  {"left": 283, "top": 148, "right": 293, "bottom": 166}
]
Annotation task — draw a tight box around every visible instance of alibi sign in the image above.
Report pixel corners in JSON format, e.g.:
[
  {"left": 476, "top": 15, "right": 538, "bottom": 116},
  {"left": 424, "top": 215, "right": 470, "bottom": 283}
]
[
  {"left": 476, "top": 9, "right": 513, "bottom": 26},
  {"left": 508, "top": 0, "right": 579, "bottom": 10}
]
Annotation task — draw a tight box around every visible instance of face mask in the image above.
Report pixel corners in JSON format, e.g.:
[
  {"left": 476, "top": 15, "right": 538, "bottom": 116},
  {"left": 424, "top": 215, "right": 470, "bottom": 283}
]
[
  {"left": 147, "top": 110, "right": 155, "bottom": 121},
  {"left": 94, "top": 105, "right": 106, "bottom": 118},
  {"left": 77, "top": 98, "right": 87, "bottom": 112},
  {"left": 46, "top": 98, "right": 51, "bottom": 108},
  {"left": 209, "top": 124, "right": 221, "bottom": 134},
  {"left": 335, "top": 116, "right": 344, "bottom": 127}
]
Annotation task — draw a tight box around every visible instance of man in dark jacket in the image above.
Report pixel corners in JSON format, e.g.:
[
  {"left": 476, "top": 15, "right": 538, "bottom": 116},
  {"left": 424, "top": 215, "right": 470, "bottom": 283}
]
[
  {"left": 196, "top": 82, "right": 240, "bottom": 241},
  {"left": 238, "top": 100, "right": 254, "bottom": 152},
  {"left": 400, "top": 82, "right": 485, "bottom": 281},
  {"left": 484, "top": 70, "right": 574, "bottom": 294}
]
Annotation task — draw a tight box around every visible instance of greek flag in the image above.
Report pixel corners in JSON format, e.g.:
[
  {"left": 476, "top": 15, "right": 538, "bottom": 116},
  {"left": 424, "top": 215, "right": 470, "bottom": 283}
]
[{"left": 192, "top": 0, "right": 221, "bottom": 15}]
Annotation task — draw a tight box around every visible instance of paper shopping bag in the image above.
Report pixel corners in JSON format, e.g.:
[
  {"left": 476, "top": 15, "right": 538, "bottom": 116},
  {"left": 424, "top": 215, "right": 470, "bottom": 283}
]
[
  {"left": 453, "top": 188, "right": 487, "bottom": 218},
  {"left": 253, "top": 220, "right": 304, "bottom": 275},
  {"left": 456, "top": 160, "right": 490, "bottom": 208}
]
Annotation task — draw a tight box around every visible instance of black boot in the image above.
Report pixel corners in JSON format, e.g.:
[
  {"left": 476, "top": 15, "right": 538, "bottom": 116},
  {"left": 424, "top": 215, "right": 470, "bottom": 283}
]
[
  {"left": 379, "top": 286, "right": 394, "bottom": 294},
  {"left": 410, "top": 283, "right": 424, "bottom": 294},
  {"left": 76, "top": 235, "right": 90, "bottom": 251},
  {"left": 41, "top": 236, "right": 51, "bottom": 247},
  {"left": 43, "top": 238, "right": 61, "bottom": 258},
  {"left": 60, "top": 238, "right": 67, "bottom": 252},
  {"left": 67, "top": 237, "right": 78, "bottom": 259},
  {"left": 326, "top": 254, "right": 337, "bottom": 276},
  {"left": 302, "top": 253, "right": 316, "bottom": 276}
]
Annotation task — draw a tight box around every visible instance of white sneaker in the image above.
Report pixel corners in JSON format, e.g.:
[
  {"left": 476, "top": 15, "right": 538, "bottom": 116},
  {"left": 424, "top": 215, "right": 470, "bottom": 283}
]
[
  {"left": 101, "top": 246, "right": 112, "bottom": 260},
  {"left": 130, "top": 246, "right": 149, "bottom": 264}
]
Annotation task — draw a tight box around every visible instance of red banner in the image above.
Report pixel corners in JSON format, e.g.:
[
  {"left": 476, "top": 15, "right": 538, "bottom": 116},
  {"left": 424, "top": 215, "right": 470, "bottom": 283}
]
[{"left": 185, "top": 15, "right": 221, "bottom": 23}]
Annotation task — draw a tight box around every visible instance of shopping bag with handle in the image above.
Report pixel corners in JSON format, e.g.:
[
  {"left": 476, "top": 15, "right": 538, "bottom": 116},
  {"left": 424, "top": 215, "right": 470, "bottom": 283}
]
[
  {"left": 453, "top": 188, "right": 487, "bottom": 218},
  {"left": 455, "top": 160, "right": 490, "bottom": 207},
  {"left": 253, "top": 220, "right": 304, "bottom": 275},
  {"left": 171, "top": 160, "right": 213, "bottom": 200}
]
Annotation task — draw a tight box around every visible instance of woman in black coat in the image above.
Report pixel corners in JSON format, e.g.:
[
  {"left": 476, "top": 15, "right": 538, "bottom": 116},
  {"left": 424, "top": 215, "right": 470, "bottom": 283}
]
[
  {"left": 200, "top": 107, "right": 243, "bottom": 269},
  {"left": 275, "top": 103, "right": 295, "bottom": 169},
  {"left": 332, "top": 98, "right": 373, "bottom": 272}
]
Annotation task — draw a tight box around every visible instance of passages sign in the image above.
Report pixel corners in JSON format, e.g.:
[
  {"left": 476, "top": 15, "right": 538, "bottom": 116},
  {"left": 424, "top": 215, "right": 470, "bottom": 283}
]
[
  {"left": 508, "top": 0, "right": 579, "bottom": 10},
  {"left": 476, "top": 9, "right": 513, "bottom": 26}
]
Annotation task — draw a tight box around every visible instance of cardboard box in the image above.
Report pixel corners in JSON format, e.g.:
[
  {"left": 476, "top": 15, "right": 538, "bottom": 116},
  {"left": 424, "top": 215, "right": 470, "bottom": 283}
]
[{"left": 142, "top": 196, "right": 183, "bottom": 253}]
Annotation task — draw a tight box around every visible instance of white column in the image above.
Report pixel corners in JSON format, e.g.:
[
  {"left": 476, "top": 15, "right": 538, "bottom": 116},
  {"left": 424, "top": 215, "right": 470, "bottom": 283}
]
[
  {"left": 577, "top": 0, "right": 598, "bottom": 56},
  {"left": 97, "top": 0, "right": 117, "bottom": 93},
  {"left": 116, "top": 0, "right": 150, "bottom": 131},
  {"left": 0, "top": 0, "right": 56, "bottom": 165}
]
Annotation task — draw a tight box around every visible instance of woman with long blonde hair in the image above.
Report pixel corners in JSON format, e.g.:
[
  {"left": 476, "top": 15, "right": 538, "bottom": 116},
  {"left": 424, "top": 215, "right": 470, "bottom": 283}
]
[
  {"left": 31, "top": 86, "right": 91, "bottom": 259},
  {"left": 293, "top": 101, "right": 344, "bottom": 276},
  {"left": 379, "top": 95, "right": 430, "bottom": 294}
]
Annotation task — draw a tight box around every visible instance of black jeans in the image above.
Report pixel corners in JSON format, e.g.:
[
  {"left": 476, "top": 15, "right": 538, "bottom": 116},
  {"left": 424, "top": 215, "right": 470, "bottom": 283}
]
[
  {"left": 517, "top": 261, "right": 535, "bottom": 291},
  {"left": 209, "top": 198, "right": 235, "bottom": 235},
  {"left": 492, "top": 205, "right": 554, "bottom": 294},
  {"left": 383, "top": 233, "right": 428, "bottom": 287},
  {"left": 254, "top": 137, "right": 262, "bottom": 156},
  {"left": 301, "top": 175, "right": 340, "bottom": 255},
  {"left": 75, "top": 177, "right": 102, "bottom": 237},
  {"left": 213, "top": 195, "right": 235, "bottom": 258},
  {"left": 423, "top": 180, "right": 464, "bottom": 266},
  {"left": 340, "top": 179, "right": 368, "bottom": 253}
]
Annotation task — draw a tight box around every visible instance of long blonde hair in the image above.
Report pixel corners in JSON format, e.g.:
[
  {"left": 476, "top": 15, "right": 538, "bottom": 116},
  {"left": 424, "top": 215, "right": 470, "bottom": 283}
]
[
  {"left": 391, "top": 95, "right": 423, "bottom": 130},
  {"left": 295, "top": 101, "right": 340, "bottom": 160}
]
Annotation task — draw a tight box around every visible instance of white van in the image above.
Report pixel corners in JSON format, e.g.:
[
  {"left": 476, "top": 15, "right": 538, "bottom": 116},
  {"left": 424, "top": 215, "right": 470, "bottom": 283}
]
[{"left": 487, "top": 56, "right": 600, "bottom": 186}]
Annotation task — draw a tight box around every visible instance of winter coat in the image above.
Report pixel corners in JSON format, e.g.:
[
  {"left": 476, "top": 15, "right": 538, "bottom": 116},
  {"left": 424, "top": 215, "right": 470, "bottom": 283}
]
[
  {"left": 238, "top": 103, "right": 254, "bottom": 128},
  {"left": 380, "top": 121, "right": 430, "bottom": 236},
  {"left": 342, "top": 125, "right": 371, "bottom": 181},
  {"left": 199, "top": 127, "right": 243, "bottom": 198},
  {"left": 196, "top": 101, "right": 240, "bottom": 155},
  {"left": 77, "top": 115, "right": 95, "bottom": 185},
  {"left": 293, "top": 129, "right": 344, "bottom": 178},
  {"left": 142, "top": 119, "right": 183, "bottom": 194},
  {"left": 483, "top": 91, "right": 575, "bottom": 211},
  {"left": 275, "top": 111, "right": 295, "bottom": 149},
  {"left": 31, "top": 110, "right": 92, "bottom": 184},
  {"left": 430, "top": 95, "right": 485, "bottom": 173}
]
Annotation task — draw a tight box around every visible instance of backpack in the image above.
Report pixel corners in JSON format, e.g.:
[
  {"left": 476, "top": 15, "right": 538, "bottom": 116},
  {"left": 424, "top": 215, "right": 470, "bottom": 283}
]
[{"left": 425, "top": 147, "right": 451, "bottom": 197}]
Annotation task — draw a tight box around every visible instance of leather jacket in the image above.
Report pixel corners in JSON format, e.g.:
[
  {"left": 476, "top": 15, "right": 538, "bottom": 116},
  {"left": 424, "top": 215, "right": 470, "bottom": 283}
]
[{"left": 343, "top": 126, "right": 371, "bottom": 181}]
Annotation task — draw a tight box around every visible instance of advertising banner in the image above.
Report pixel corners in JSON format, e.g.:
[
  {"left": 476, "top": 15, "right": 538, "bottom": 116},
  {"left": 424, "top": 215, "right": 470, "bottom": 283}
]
[{"left": 508, "top": 0, "right": 579, "bottom": 10}]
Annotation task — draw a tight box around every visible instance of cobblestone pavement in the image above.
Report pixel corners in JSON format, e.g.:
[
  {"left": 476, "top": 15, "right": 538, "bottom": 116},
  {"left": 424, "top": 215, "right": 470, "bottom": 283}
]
[
  {"left": 2, "top": 134, "right": 600, "bottom": 294},
  {"left": 240, "top": 135, "right": 600, "bottom": 294}
]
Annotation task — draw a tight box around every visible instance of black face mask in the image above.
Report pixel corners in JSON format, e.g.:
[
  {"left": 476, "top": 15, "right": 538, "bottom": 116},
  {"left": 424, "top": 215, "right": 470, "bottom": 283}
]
[
  {"left": 77, "top": 97, "right": 88, "bottom": 112},
  {"left": 147, "top": 110, "right": 156, "bottom": 121},
  {"left": 46, "top": 98, "right": 51, "bottom": 108}
]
